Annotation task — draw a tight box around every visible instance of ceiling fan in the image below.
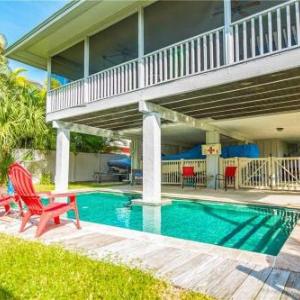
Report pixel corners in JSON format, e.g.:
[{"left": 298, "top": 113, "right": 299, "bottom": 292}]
[{"left": 213, "top": 0, "right": 261, "bottom": 17}]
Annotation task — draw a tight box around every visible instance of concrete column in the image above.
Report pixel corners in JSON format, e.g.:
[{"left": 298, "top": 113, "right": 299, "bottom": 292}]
[
  {"left": 138, "top": 6, "right": 144, "bottom": 88},
  {"left": 55, "top": 127, "right": 70, "bottom": 192},
  {"left": 142, "top": 112, "right": 161, "bottom": 203},
  {"left": 84, "top": 36, "right": 90, "bottom": 104},
  {"left": 206, "top": 131, "right": 220, "bottom": 189},
  {"left": 46, "top": 58, "right": 51, "bottom": 113},
  {"left": 224, "top": 0, "right": 234, "bottom": 64},
  {"left": 130, "top": 139, "right": 142, "bottom": 170}
]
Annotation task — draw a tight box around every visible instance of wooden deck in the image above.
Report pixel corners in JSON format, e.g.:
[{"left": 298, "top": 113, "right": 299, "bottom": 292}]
[{"left": 0, "top": 212, "right": 299, "bottom": 300}]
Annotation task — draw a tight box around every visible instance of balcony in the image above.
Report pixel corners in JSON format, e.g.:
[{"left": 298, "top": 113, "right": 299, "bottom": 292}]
[{"left": 47, "top": 0, "right": 300, "bottom": 114}]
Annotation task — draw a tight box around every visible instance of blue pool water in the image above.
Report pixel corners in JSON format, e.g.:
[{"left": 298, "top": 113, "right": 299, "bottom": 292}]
[{"left": 67, "top": 192, "right": 300, "bottom": 255}]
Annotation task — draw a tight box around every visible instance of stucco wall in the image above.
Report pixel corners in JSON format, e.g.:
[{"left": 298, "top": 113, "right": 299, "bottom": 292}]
[{"left": 14, "top": 149, "right": 124, "bottom": 183}]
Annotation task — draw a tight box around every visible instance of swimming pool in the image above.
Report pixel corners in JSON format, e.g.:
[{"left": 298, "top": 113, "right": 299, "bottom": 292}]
[{"left": 67, "top": 192, "right": 300, "bottom": 255}]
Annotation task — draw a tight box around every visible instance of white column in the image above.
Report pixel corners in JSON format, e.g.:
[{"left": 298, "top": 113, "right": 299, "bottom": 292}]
[
  {"left": 46, "top": 58, "right": 51, "bottom": 113},
  {"left": 142, "top": 112, "right": 161, "bottom": 203},
  {"left": 55, "top": 127, "right": 70, "bottom": 192},
  {"left": 84, "top": 36, "right": 90, "bottom": 104},
  {"left": 206, "top": 131, "right": 220, "bottom": 189},
  {"left": 138, "top": 6, "right": 144, "bottom": 88},
  {"left": 224, "top": 0, "right": 234, "bottom": 64}
]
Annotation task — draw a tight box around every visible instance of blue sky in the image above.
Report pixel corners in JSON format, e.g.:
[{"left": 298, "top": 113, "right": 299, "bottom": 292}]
[{"left": 0, "top": 0, "right": 67, "bottom": 84}]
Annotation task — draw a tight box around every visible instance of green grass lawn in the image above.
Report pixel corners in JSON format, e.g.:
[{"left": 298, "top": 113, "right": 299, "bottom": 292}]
[
  {"left": 35, "top": 181, "right": 124, "bottom": 192},
  {"left": 0, "top": 234, "right": 212, "bottom": 300}
]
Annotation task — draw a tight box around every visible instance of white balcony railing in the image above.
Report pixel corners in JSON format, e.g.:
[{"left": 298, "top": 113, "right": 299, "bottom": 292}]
[
  {"left": 47, "top": 0, "right": 300, "bottom": 113},
  {"left": 87, "top": 58, "right": 139, "bottom": 103},
  {"left": 232, "top": 0, "right": 300, "bottom": 62},
  {"left": 143, "top": 26, "right": 225, "bottom": 87}
]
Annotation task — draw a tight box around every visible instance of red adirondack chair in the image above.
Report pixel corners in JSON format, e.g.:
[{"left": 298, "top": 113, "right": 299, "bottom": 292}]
[
  {"left": 0, "top": 195, "right": 16, "bottom": 214},
  {"left": 215, "top": 166, "right": 237, "bottom": 191},
  {"left": 8, "top": 163, "right": 80, "bottom": 237},
  {"left": 182, "top": 166, "right": 197, "bottom": 189}
]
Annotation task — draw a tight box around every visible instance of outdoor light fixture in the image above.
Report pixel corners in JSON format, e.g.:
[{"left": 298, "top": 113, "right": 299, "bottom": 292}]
[{"left": 276, "top": 127, "right": 284, "bottom": 132}]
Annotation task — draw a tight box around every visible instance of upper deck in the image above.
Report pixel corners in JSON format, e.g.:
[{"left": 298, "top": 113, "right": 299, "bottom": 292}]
[{"left": 45, "top": 0, "right": 300, "bottom": 126}]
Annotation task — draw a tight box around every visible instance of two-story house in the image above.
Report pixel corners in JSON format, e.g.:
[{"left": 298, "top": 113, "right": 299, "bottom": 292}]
[{"left": 6, "top": 0, "right": 300, "bottom": 203}]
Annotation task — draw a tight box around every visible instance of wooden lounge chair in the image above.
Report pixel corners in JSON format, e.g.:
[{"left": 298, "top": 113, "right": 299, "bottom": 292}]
[{"left": 8, "top": 163, "right": 80, "bottom": 237}]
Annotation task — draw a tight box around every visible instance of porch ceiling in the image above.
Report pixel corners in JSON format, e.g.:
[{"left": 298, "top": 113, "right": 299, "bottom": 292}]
[
  {"left": 151, "top": 67, "right": 300, "bottom": 120},
  {"left": 63, "top": 67, "right": 300, "bottom": 135}
]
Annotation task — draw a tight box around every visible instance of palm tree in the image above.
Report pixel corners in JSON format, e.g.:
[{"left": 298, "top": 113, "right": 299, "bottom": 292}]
[{"left": 0, "top": 35, "right": 49, "bottom": 182}]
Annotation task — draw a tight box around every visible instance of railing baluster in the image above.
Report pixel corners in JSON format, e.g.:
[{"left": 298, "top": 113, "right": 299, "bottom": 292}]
[
  {"left": 169, "top": 48, "right": 173, "bottom": 79},
  {"left": 133, "top": 61, "right": 137, "bottom": 89},
  {"left": 251, "top": 18, "right": 256, "bottom": 57},
  {"left": 259, "top": 15, "right": 264, "bottom": 55},
  {"left": 180, "top": 43, "right": 184, "bottom": 77},
  {"left": 203, "top": 36, "right": 207, "bottom": 71},
  {"left": 163, "top": 49, "right": 168, "bottom": 81},
  {"left": 216, "top": 30, "right": 220, "bottom": 67},
  {"left": 175, "top": 45, "right": 178, "bottom": 78},
  {"left": 197, "top": 37, "right": 201, "bottom": 72},
  {"left": 277, "top": 8, "right": 282, "bottom": 50},
  {"left": 191, "top": 40, "right": 195, "bottom": 74},
  {"left": 185, "top": 42, "right": 190, "bottom": 75},
  {"left": 209, "top": 33, "right": 214, "bottom": 69},
  {"left": 243, "top": 21, "right": 247, "bottom": 60},
  {"left": 234, "top": 24, "right": 239, "bottom": 61}
]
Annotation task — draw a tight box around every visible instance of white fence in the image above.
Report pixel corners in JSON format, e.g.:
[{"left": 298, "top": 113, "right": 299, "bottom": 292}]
[
  {"left": 162, "top": 156, "right": 300, "bottom": 191},
  {"left": 162, "top": 159, "right": 206, "bottom": 186},
  {"left": 220, "top": 156, "right": 300, "bottom": 191}
]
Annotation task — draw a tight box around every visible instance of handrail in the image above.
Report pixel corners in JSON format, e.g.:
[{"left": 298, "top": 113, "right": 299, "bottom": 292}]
[
  {"left": 49, "top": 77, "right": 84, "bottom": 92},
  {"left": 87, "top": 57, "right": 139, "bottom": 79}
]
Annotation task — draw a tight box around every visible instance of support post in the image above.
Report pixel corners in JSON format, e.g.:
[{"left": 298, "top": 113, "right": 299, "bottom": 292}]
[
  {"left": 142, "top": 112, "right": 161, "bottom": 203},
  {"left": 206, "top": 131, "right": 220, "bottom": 189},
  {"left": 46, "top": 58, "right": 51, "bottom": 113},
  {"left": 84, "top": 36, "right": 90, "bottom": 104},
  {"left": 224, "top": 0, "right": 234, "bottom": 64},
  {"left": 55, "top": 127, "right": 70, "bottom": 192},
  {"left": 138, "top": 6, "right": 145, "bottom": 88}
]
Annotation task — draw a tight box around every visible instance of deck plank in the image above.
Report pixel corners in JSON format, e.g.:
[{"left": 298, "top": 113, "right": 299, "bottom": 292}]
[
  {"left": 281, "top": 272, "right": 300, "bottom": 300},
  {"left": 167, "top": 253, "right": 212, "bottom": 280},
  {"left": 231, "top": 265, "right": 272, "bottom": 300},
  {"left": 255, "top": 268, "right": 290, "bottom": 300},
  {"left": 208, "top": 262, "right": 256, "bottom": 299},
  {"left": 172, "top": 256, "right": 225, "bottom": 289},
  {"left": 141, "top": 247, "right": 188, "bottom": 270},
  {"left": 192, "top": 259, "right": 240, "bottom": 293},
  {"left": 157, "top": 250, "right": 200, "bottom": 277},
  {"left": 63, "top": 233, "right": 125, "bottom": 250}
]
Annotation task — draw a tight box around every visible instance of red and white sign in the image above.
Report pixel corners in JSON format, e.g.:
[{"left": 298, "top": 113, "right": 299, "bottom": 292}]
[{"left": 202, "top": 144, "right": 221, "bottom": 155}]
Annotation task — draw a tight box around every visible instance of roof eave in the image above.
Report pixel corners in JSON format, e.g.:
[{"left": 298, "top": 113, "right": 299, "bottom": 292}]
[{"left": 5, "top": 0, "right": 84, "bottom": 65}]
